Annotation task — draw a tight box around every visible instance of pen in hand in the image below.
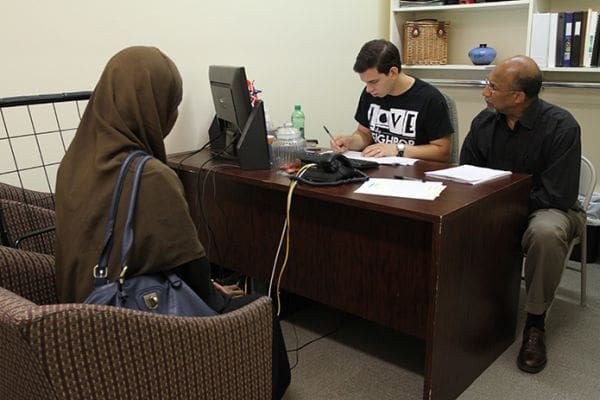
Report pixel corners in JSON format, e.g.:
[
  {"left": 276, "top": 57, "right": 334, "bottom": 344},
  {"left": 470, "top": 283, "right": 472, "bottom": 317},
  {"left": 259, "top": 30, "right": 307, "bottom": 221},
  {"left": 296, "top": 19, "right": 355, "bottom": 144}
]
[{"left": 323, "top": 125, "right": 336, "bottom": 143}]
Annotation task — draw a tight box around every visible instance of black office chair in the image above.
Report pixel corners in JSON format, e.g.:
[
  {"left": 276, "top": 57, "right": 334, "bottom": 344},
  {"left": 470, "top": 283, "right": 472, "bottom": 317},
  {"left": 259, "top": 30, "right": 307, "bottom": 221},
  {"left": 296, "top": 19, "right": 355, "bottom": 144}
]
[{"left": 441, "top": 92, "right": 459, "bottom": 164}]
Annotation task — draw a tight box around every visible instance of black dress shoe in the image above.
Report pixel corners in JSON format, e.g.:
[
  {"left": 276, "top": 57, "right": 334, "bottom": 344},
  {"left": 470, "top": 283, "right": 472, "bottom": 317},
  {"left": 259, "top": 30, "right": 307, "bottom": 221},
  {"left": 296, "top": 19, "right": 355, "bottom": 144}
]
[{"left": 517, "top": 326, "right": 547, "bottom": 373}]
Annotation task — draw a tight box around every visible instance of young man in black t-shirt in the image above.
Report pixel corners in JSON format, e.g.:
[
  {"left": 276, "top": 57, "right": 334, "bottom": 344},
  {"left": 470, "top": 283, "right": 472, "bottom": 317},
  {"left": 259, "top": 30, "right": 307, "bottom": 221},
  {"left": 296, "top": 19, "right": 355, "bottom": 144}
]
[{"left": 330, "top": 39, "right": 454, "bottom": 162}]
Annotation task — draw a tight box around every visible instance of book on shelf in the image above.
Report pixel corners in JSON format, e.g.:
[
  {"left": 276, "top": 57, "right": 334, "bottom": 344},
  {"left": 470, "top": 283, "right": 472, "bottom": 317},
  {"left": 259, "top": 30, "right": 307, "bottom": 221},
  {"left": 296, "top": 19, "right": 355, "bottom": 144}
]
[
  {"left": 563, "top": 12, "right": 573, "bottom": 67},
  {"left": 579, "top": 10, "right": 589, "bottom": 67},
  {"left": 548, "top": 13, "right": 559, "bottom": 67},
  {"left": 571, "top": 11, "right": 582, "bottom": 67},
  {"left": 530, "top": 13, "right": 551, "bottom": 68},
  {"left": 583, "top": 10, "right": 598, "bottom": 67},
  {"left": 555, "top": 13, "right": 565, "bottom": 67},
  {"left": 592, "top": 13, "right": 600, "bottom": 67},
  {"left": 546, "top": 9, "right": 600, "bottom": 68}
]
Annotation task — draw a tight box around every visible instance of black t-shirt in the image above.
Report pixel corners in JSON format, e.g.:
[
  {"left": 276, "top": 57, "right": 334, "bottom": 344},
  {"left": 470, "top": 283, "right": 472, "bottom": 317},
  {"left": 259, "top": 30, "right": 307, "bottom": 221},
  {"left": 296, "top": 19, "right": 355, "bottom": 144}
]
[{"left": 354, "top": 78, "right": 453, "bottom": 146}]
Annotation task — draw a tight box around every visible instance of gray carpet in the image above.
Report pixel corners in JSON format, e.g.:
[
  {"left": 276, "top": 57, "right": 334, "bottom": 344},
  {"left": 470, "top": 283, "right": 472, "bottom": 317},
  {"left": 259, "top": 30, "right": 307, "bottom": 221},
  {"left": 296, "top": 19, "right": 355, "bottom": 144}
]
[{"left": 280, "top": 260, "right": 600, "bottom": 400}]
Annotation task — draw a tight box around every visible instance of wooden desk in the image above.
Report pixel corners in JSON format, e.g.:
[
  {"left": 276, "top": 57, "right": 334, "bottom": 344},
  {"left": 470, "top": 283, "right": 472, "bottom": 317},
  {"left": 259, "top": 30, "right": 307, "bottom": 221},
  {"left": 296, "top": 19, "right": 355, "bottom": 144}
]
[{"left": 169, "top": 151, "right": 531, "bottom": 400}]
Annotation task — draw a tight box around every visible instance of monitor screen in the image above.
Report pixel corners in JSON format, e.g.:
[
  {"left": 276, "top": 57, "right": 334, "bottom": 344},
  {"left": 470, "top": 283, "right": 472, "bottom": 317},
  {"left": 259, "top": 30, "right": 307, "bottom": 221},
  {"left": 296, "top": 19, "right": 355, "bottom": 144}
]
[
  {"left": 209, "top": 65, "right": 252, "bottom": 133},
  {"left": 208, "top": 65, "right": 270, "bottom": 170}
]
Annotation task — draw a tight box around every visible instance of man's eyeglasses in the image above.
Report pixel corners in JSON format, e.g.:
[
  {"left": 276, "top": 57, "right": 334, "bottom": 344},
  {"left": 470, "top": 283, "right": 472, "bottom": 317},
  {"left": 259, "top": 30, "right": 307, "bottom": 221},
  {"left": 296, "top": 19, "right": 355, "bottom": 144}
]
[{"left": 483, "top": 79, "right": 518, "bottom": 95}]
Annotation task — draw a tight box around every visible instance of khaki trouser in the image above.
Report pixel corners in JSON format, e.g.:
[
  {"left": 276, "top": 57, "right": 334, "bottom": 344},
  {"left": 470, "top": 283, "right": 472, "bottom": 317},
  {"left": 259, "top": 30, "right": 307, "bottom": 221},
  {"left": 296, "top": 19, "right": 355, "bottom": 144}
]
[{"left": 522, "top": 206, "right": 586, "bottom": 315}]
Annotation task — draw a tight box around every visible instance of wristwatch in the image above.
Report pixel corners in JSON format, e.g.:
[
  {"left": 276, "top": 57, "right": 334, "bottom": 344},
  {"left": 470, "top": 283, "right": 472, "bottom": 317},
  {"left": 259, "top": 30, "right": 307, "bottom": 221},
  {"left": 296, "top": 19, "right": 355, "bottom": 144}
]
[{"left": 396, "top": 143, "right": 405, "bottom": 157}]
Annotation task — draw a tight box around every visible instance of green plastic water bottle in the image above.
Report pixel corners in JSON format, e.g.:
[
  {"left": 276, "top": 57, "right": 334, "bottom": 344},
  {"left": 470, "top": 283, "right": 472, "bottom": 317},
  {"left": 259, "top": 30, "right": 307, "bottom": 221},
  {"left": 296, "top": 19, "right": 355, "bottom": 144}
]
[{"left": 291, "top": 104, "right": 305, "bottom": 139}]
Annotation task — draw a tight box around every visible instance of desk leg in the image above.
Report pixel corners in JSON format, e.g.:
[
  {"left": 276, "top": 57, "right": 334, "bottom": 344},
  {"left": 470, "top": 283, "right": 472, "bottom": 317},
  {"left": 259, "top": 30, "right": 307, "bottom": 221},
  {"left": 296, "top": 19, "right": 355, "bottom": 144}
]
[{"left": 423, "top": 189, "right": 527, "bottom": 400}]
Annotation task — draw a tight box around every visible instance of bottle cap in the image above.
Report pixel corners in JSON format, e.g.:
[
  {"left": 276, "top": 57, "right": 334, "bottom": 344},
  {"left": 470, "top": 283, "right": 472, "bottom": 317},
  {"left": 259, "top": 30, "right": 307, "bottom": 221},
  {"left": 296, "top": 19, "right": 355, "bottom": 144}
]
[{"left": 294, "top": 105, "right": 301, "bottom": 110}]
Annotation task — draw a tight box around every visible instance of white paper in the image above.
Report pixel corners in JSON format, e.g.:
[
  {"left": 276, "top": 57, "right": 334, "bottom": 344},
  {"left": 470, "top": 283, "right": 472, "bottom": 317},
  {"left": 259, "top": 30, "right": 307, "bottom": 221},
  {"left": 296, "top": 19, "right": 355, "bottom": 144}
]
[
  {"left": 354, "top": 178, "right": 446, "bottom": 201},
  {"left": 424, "top": 164, "right": 511, "bottom": 185},
  {"left": 343, "top": 150, "right": 418, "bottom": 166}
]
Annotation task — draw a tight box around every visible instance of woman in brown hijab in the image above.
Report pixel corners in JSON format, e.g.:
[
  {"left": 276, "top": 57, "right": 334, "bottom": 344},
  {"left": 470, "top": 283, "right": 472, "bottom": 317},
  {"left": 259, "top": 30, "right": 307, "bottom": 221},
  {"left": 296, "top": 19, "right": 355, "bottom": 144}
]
[{"left": 55, "top": 46, "right": 289, "bottom": 399}]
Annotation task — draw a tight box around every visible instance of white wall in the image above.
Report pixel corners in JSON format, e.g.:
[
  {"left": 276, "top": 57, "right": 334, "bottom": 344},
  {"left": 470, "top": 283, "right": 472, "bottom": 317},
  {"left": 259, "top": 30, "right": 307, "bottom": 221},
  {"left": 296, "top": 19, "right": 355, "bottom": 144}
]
[
  {"left": 1, "top": 0, "right": 389, "bottom": 154},
  {"left": 4, "top": 1, "right": 599, "bottom": 194}
]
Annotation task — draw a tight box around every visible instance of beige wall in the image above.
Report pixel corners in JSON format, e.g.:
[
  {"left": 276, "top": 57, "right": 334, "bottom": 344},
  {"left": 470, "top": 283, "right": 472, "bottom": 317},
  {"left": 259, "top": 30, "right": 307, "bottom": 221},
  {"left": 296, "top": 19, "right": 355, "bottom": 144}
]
[
  {"left": 1, "top": 0, "right": 389, "bottom": 155},
  {"left": 438, "top": 86, "right": 600, "bottom": 161},
  {"left": 2, "top": 1, "right": 599, "bottom": 192},
  {"left": 427, "top": 78, "right": 600, "bottom": 193}
]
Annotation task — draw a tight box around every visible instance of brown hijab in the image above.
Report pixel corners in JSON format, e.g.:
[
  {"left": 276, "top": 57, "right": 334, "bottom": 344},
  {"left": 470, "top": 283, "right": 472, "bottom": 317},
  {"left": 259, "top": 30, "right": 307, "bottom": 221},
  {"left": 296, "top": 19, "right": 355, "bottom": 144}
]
[{"left": 55, "top": 46, "right": 205, "bottom": 303}]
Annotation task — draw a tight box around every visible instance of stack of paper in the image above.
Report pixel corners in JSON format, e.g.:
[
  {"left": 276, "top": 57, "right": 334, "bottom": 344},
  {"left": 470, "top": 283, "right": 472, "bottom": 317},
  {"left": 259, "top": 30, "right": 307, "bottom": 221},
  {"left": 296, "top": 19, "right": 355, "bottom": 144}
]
[
  {"left": 424, "top": 164, "right": 511, "bottom": 185},
  {"left": 344, "top": 150, "right": 418, "bottom": 166},
  {"left": 354, "top": 178, "right": 446, "bottom": 201}
]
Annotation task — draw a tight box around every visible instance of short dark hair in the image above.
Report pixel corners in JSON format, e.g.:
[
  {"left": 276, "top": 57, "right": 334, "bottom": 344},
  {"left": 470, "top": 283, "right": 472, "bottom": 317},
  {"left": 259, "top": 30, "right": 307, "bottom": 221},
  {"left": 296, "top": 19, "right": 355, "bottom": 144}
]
[
  {"left": 513, "top": 66, "right": 543, "bottom": 98},
  {"left": 353, "top": 39, "right": 402, "bottom": 74}
]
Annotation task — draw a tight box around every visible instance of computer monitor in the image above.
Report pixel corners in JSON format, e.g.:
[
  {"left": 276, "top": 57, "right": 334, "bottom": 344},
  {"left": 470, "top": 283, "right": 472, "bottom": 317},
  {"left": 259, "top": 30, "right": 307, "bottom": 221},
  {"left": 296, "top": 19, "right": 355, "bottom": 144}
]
[{"left": 208, "top": 65, "right": 270, "bottom": 170}]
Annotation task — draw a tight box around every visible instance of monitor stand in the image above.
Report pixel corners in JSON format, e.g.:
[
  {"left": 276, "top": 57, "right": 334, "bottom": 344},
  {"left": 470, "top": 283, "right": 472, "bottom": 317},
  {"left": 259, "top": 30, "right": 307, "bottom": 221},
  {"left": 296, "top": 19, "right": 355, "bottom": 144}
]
[
  {"left": 208, "top": 100, "right": 270, "bottom": 170},
  {"left": 237, "top": 100, "right": 270, "bottom": 170}
]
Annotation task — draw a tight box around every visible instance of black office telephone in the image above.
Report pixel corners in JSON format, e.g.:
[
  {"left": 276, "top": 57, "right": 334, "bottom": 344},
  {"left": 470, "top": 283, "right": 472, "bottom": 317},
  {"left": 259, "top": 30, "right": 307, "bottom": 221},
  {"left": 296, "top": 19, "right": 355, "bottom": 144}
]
[{"left": 292, "top": 152, "right": 370, "bottom": 186}]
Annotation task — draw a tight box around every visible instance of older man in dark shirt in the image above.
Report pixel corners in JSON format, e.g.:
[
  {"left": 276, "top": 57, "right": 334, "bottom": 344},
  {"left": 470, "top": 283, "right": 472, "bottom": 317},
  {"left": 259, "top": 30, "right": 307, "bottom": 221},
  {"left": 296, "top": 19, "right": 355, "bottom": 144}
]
[{"left": 460, "top": 55, "right": 585, "bottom": 374}]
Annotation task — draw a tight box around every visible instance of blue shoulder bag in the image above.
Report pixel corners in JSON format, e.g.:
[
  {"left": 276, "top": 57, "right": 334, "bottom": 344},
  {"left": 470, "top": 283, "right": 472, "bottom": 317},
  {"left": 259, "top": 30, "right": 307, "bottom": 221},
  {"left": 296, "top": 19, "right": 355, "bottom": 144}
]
[{"left": 84, "top": 150, "right": 217, "bottom": 317}]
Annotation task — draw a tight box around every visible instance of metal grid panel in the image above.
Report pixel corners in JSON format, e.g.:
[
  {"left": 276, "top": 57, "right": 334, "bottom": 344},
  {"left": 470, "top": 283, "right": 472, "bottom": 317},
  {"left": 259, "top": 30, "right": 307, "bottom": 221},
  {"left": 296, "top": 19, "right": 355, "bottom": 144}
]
[
  {"left": 0, "top": 92, "right": 91, "bottom": 193},
  {"left": 0, "top": 92, "right": 91, "bottom": 248}
]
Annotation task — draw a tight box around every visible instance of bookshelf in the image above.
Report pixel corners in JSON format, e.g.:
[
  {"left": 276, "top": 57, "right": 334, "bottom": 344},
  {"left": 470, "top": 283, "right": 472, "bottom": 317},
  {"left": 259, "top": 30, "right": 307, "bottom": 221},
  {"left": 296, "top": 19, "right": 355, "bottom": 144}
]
[
  {"left": 389, "top": 0, "right": 600, "bottom": 75},
  {"left": 390, "top": 0, "right": 600, "bottom": 192}
]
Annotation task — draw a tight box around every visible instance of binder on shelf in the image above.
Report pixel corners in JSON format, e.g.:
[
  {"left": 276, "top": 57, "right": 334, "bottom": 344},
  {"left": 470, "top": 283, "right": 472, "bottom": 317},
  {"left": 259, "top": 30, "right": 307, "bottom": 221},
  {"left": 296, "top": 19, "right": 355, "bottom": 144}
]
[
  {"left": 570, "top": 11, "right": 582, "bottom": 67},
  {"left": 592, "top": 13, "right": 600, "bottom": 67},
  {"left": 548, "top": 13, "right": 559, "bottom": 67},
  {"left": 555, "top": 12, "right": 565, "bottom": 67},
  {"left": 578, "top": 10, "right": 589, "bottom": 67},
  {"left": 584, "top": 10, "right": 598, "bottom": 67},
  {"left": 563, "top": 12, "right": 573, "bottom": 67},
  {"left": 530, "top": 13, "right": 551, "bottom": 68}
]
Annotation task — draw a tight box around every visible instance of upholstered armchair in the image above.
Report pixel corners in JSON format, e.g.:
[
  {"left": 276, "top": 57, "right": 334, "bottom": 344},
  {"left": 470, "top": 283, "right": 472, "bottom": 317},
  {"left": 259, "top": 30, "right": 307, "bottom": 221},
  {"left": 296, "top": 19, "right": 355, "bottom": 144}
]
[
  {"left": 0, "top": 198, "right": 55, "bottom": 254},
  {"left": 0, "top": 182, "right": 55, "bottom": 210},
  {"left": 0, "top": 182, "right": 55, "bottom": 254},
  {"left": 0, "top": 245, "right": 273, "bottom": 400}
]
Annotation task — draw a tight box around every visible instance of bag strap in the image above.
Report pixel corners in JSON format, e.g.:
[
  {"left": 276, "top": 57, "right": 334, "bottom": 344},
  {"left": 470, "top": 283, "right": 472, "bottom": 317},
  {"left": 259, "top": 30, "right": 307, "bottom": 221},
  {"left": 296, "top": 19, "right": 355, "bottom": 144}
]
[
  {"left": 93, "top": 150, "right": 151, "bottom": 286},
  {"left": 119, "top": 153, "right": 152, "bottom": 270}
]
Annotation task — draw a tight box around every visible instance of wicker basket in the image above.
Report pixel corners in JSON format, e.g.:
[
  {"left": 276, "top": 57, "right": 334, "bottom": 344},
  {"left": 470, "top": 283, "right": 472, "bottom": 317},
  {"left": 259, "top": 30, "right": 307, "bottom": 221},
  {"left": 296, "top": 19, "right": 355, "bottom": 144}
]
[{"left": 403, "top": 20, "right": 449, "bottom": 65}]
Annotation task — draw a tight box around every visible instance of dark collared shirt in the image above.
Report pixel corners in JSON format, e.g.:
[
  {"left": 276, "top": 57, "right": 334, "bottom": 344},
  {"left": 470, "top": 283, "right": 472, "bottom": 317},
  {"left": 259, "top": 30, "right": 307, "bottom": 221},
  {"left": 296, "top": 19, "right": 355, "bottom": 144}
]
[{"left": 460, "top": 98, "right": 581, "bottom": 212}]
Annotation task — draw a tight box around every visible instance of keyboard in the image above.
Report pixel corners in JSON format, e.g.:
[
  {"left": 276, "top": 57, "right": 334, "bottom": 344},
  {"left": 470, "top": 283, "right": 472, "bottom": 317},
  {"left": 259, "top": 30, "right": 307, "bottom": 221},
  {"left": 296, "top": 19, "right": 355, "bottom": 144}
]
[{"left": 299, "top": 152, "right": 379, "bottom": 170}]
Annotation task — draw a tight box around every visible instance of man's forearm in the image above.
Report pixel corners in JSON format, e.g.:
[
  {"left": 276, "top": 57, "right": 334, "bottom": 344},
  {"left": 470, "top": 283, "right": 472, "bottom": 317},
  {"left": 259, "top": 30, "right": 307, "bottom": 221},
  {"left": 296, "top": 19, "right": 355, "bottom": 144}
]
[
  {"left": 348, "top": 129, "right": 371, "bottom": 151},
  {"left": 405, "top": 138, "right": 451, "bottom": 162},
  {"left": 405, "top": 144, "right": 449, "bottom": 162}
]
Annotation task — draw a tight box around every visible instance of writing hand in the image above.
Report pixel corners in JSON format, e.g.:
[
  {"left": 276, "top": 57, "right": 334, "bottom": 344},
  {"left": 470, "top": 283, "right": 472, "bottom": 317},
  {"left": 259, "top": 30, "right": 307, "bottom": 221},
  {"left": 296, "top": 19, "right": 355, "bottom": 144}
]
[
  {"left": 362, "top": 143, "right": 397, "bottom": 158},
  {"left": 330, "top": 136, "right": 349, "bottom": 153}
]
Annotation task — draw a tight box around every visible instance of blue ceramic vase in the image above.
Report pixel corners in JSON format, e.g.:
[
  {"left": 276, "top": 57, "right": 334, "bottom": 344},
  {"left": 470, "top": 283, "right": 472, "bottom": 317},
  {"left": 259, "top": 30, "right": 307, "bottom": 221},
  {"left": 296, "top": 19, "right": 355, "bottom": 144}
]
[{"left": 468, "top": 44, "right": 496, "bottom": 65}]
